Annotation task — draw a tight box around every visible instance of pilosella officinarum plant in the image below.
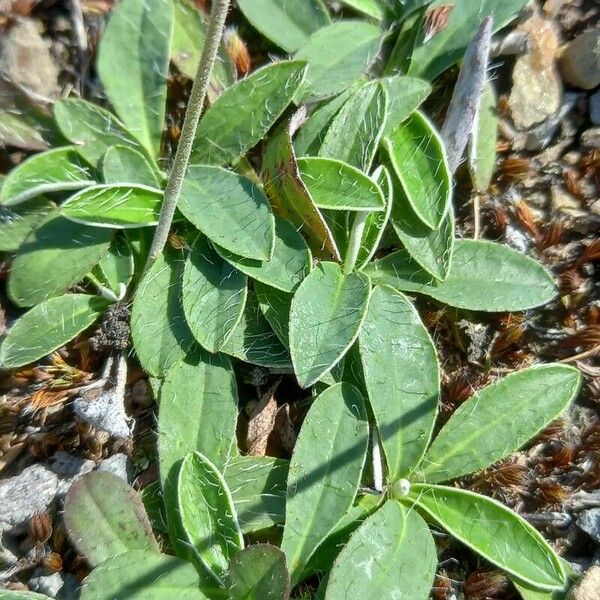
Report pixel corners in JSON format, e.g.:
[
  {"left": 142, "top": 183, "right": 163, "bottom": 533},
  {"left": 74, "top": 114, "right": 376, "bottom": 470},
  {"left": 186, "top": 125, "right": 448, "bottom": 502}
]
[{"left": 0, "top": 0, "right": 583, "bottom": 599}]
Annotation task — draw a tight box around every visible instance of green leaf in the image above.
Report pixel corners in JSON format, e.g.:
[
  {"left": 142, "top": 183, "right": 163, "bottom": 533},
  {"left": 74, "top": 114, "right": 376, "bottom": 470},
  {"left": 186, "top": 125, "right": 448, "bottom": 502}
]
[
  {"left": 381, "top": 75, "right": 432, "bottom": 134},
  {"left": 0, "top": 147, "right": 95, "bottom": 206},
  {"left": 64, "top": 472, "right": 159, "bottom": 566},
  {"left": 159, "top": 350, "right": 239, "bottom": 486},
  {"left": 337, "top": 0, "right": 387, "bottom": 20},
  {"left": 469, "top": 79, "right": 498, "bottom": 192},
  {"left": 227, "top": 544, "right": 290, "bottom": 600},
  {"left": 359, "top": 285, "right": 439, "bottom": 479},
  {"left": 382, "top": 110, "right": 451, "bottom": 229},
  {"left": 171, "top": 0, "right": 234, "bottom": 89},
  {"left": 255, "top": 282, "right": 292, "bottom": 348},
  {"left": 294, "top": 21, "right": 382, "bottom": 102},
  {"left": 364, "top": 239, "right": 558, "bottom": 311},
  {"left": 281, "top": 382, "right": 369, "bottom": 582},
  {"left": 355, "top": 165, "right": 392, "bottom": 269},
  {"left": 262, "top": 115, "right": 340, "bottom": 261},
  {"left": 408, "top": 0, "right": 528, "bottom": 81},
  {"left": 179, "top": 165, "right": 275, "bottom": 261},
  {"left": 94, "top": 235, "right": 135, "bottom": 295},
  {"left": 131, "top": 249, "right": 195, "bottom": 377},
  {"left": 191, "top": 61, "right": 307, "bottom": 165},
  {"left": 408, "top": 484, "right": 566, "bottom": 590},
  {"left": 216, "top": 217, "right": 311, "bottom": 293},
  {"left": 61, "top": 184, "right": 163, "bottom": 228},
  {"left": 178, "top": 452, "right": 243, "bottom": 584},
  {"left": 0, "top": 591, "right": 51, "bottom": 599},
  {"left": 318, "top": 81, "right": 387, "bottom": 172},
  {"left": 325, "top": 500, "right": 436, "bottom": 600},
  {"left": 421, "top": 364, "right": 581, "bottom": 483},
  {"left": 297, "top": 157, "right": 385, "bottom": 212},
  {"left": 0, "top": 294, "right": 109, "bottom": 368},
  {"left": 80, "top": 550, "right": 209, "bottom": 600},
  {"left": 97, "top": 0, "right": 173, "bottom": 156},
  {"left": 294, "top": 86, "right": 357, "bottom": 157},
  {"left": 8, "top": 214, "right": 112, "bottom": 307},
  {"left": 224, "top": 456, "right": 288, "bottom": 533},
  {"left": 289, "top": 262, "right": 371, "bottom": 387},
  {"left": 102, "top": 145, "right": 161, "bottom": 187},
  {"left": 513, "top": 574, "right": 571, "bottom": 600},
  {"left": 389, "top": 167, "right": 455, "bottom": 281},
  {"left": 221, "top": 292, "right": 292, "bottom": 369},
  {"left": 0, "top": 198, "right": 54, "bottom": 252},
  {"left": 53, "top": 99, "right": 142, "bottom": 168},
  {"left": 237, "top": 0, "right": 330, "bottom": 53},
  {"left": 182, "top": 235, "right": 247, "bottom": 352}
]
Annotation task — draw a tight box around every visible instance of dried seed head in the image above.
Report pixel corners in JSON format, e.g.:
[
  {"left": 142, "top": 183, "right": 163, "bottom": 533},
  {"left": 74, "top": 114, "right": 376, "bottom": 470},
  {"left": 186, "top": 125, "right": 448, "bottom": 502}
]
[
  {"left": 539, "top": 220, "right": 563, "bottom": 250},
  {"left": 534, "top": 480, "right": 569, "bottom": 506},
  {"left": 423, "top": 4, "right": 454, "bottom": 43},
  {"left": 473, "top": 459, "right": 528, "bottom": 496},
  {"left": 223, "top": 27, "right": 251, "bottom": 77},
  {"left": 561, "top": 325, "right": 600, "bottom": 349},
  {"left": 464, "top": 570, "right": 509, "bottom": 599},
  {"left": 499, "top": 157, "right": 532, "bottom": 181},
  {"left": 576, "top": 240, "right": 600, "bottom": 267},
  {"left": 563, "top": 169, "right": 583, "bottom": 198},
  {"left": 43, "top": 552, "right": 63, "bottom": 573},
  {"left": 28, "top": 512, "right": 53, "bottom": 544},
  {"left": 432, "top": 572, "right": 454, "bottom": 600},
  {"left": 515, "top": 200, "right": 539, "bottom": 238}
]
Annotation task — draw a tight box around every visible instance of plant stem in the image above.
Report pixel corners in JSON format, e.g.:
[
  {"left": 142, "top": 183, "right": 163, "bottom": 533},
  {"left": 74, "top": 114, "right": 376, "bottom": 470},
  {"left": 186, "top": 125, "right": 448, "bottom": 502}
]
[
  {"left": 143, "top": 0, "right": 231, "bottom": 275},
  {"left": 371, "top": 427, "right": 384, "bottom": 493},
  {"left": 343, "top": 211, "right": 368, "bottom": 273}
]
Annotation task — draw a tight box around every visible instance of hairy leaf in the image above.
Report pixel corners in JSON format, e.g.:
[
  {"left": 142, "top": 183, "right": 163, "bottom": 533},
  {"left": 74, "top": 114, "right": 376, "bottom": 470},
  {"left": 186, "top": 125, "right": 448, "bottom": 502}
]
[
  {"left": 80, "top": 550, "right": 209, "bottom": 600},
  {"left": 337, "top": 0, "right": 387, "bottom": 20},
  {"left": 94, "top": 235, "right": 135, "bottom": 295},
  {"left": 0, "top": 147, "right": 95, "bottom": 206},
  {"left": 409, "top": 484, "right": 566, "bottom": 590},
  {"left": 255, "top": 282, "right": 292, "bottom": 348},
  {"left": 422, "top": 365, "right": 581, "bottom": 483},
  {"left": 131, "top": 249, "right": 195, "bottom": 377},
  {"left": 237, "top": 0, "right": 330, "bottom": 53},
  {"left": 102, "top": 145, "right": 161, "bottom": 187},
  {"left": 97, "top": 0, "right": 173, "bottom": 156},
  {"left": 159, "top": 350, "right": 239, "bottom": 485},
  {"left": 364, "top": 239, "right": 557, "bottom": 311},
  {"left": 216, "top": 217, "right": 311, "bottom": 293},
  {"left": 178, "top": 452, "right": 243, "bottom": 584},
  {"left": 227, "top": 544, "right": 290, "bottom": 600},
  {"left": 359, "top": 285, "right": 439, "bottom": 479},
  {"left": 0, "top": 198, "right": 54, "bottom": 252},
  {"left": 191, "top": 61, "right": 307, "bottom": 165},
  {"left": 319, "top": 81, "right": 387, "bottom": 172},
  {"left": 64, "top": 472, "right": 159, "bottom": 566},
  {"left": 179, "top": 165, "right": 275, "bottom": 260},
  {"left": 8, "top": 214, "right": 112, "bottom": 307},
  {"left": 294, "top": 21, "right": 382, "bottom": 102},
  {"left": 224, "top": 456, "right": 288, "bottom": 532},
  {"left": 289, "top": 262, "right": 371, "bottom": 387},
  {"left": 469, "top": 79, "right": 498, "bottom": 192},
  {"left": 182, "top": 236, "right": 247, "bottom": 352},
  {"left": 382, "top": 111, "right": 450, "bottom": 229},
  {"left": 297, "top": 157, "right": 385, "bottom": 212},
  {"left": 382, "top": 75, "right": 432, "bottom": 134},
  {"left": 262, "top": 115, "right": 339, "bottom": 261},
  {"left": 0, "top": 294, "right": 109, "bottom": 369},
  {"left": 61, "top": 184, "right": 163, "bottom": 228},
  {"left": 325, "top": 501, "right": 436, "bottom": 600},
  {"left": 54, "top": 99, "right": 142, "bottom": 168},
  {"left": 281, "top": 383, "right": 369, "bottom": 582}
]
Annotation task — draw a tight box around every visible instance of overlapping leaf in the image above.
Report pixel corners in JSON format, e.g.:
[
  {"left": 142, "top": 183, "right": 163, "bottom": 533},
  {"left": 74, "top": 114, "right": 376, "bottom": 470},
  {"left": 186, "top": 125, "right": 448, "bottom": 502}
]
[{"left": 102, "top": 145, "right": 161, "bottom": 187}]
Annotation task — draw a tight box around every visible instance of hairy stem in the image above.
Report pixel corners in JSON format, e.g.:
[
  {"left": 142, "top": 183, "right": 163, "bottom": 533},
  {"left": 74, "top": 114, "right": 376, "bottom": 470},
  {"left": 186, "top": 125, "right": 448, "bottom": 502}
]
[
  {"left": 143, "top": 0, "right": 231, "bottom": 274},
  {"left": 343, "top": 211, "right": 368, "bottom": 273}
]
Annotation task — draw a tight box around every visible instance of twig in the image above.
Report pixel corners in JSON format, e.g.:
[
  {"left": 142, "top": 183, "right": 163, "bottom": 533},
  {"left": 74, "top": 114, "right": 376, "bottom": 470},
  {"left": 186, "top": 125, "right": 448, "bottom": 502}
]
[
  {"left": 442, "top": 16, "right": 493, "bottom": 175},
  {"left": 472, "top": 192, "right": 481, "bottom": 239},
  {"left": 343, "top": 211, "right": 368, "bottom": 273},
  {"left": 371, "top": 426, "right": 384, "bottom": 493},
  {"left": 559, "top": 345, "right": 600, "bottom": 364},
  {"left": 143, "top": 0, "right": 231, "bottom": 274}
]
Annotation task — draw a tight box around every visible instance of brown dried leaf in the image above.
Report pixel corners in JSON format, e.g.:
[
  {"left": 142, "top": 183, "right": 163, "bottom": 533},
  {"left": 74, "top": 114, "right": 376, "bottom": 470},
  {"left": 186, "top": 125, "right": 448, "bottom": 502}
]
[{"left": 246, "top": 381, "right": 280, "bottom": 456}]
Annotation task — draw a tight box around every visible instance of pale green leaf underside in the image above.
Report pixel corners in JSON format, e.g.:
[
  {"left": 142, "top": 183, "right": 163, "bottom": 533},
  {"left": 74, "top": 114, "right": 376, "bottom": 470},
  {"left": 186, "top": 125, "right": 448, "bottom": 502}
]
[
  {"left": 364, "top": 239, "right": 557, "bottom": 312},
  {"left": 381, "top": 74, "right": 432, "bottom": 135},
  {"left": 282, "top": 382, "right": 369, "bottom": 583},
  {"left": 409, "top": 484, "right": 566, "bottom": 590},
  {"left": 0, "top": 198, "right": 54, "bottom": 252},
  {"left": 422, "top": 364, "right": 581, "bottom": 483},
  {"left": 255, "top": 282, "right": 293, "bottom": 348},
  {"left": 102, "top": 145, "right": 161, "bottom": 187},
  {"left": 289, "top": 262, "right": 371, "bottom": 387},
  {"left": 469, "top": 79, "right": 498, "bottom": 192}
]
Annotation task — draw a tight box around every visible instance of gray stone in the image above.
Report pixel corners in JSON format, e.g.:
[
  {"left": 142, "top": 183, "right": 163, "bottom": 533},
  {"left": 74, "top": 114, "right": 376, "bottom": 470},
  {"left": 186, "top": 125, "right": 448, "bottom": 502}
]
[
  {"left": 0, "top": 522, "right": 19, "bottom": 566},
  {"left": 50, "top": 451, "right": 95, "bottom": 480},
  {"left": 577, "top": 508, "right": 600, "bottom": 543},
  {"left": 559, "top": 28, "right": 600, "bottom": 90},
  {"left": 505, "top": 223, "right": 532, "bottom": 253},
  {"left": 567, "top": 566, "right": 600, "bottom": 600},
  {"left": 29, "top": 570, "right": 65, "bottom": 599},
  {"left": 581, "top": 127, "right": 600, "bottom": 150},
  {"left": 97, "top": 453, "right": 133, "bottom": 482},
  {"left": 0, "top": 464, "right": 58, "bottom": 527},
  {"left": 591, "top": 90, "right": 600, "bottom": 125}
]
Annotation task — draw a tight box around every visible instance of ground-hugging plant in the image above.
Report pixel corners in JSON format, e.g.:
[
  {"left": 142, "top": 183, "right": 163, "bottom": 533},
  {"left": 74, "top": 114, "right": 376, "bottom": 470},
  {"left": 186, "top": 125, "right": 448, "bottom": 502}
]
[{"left": 0, "top": 0, "right": 583, "bottom": 599}]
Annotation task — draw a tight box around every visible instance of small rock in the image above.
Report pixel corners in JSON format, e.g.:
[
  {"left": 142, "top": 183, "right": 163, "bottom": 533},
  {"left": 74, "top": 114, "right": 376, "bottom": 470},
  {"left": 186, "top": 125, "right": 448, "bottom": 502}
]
[
  {"left": 591, "top": 90, "right": 600, "bottom": 126},
  {"left": 551, "top": 187, "right": 584, "bottom": 216},
  {"left": 505, "top": 223, "right": 532, "bottom": 253},
  {"left": 577, "top": 508, "right": 600, "bottom": 543},
  {"left": 567, "top": 566, "right": 600, "bottom": 600},
  {"left": 0, "top": 18, "right": 60, "bottom": 99},
  {"left": 581, "top": 127, "right": 600, "bottom": 150},
  {"left": 0, "top": 464, "right": 58, "bottom": 527},
  {"left": 29, "top": 570, "right": 65, "bottom": 599},
  {"left": 457, "top": 320, "right": 491, "bottom": 363},
  {"left": 50, "top": 451, "right": 95, "bottom": 480},
  {"left": 97, "top": 453, "right": 133, "bottom": 482},
  {"left": 559, "top": 28, "right": 600, "bottom": 90},
  {"left": 509, "top": 15, "right": 562, "bottom": 129},
  {"left": 0, "top": 522, "right": 20, "bottom": 566}
]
